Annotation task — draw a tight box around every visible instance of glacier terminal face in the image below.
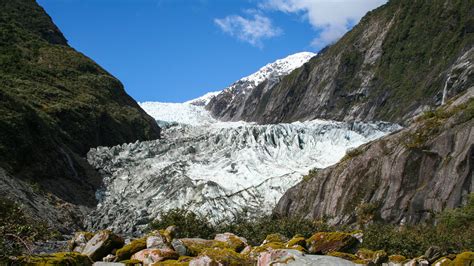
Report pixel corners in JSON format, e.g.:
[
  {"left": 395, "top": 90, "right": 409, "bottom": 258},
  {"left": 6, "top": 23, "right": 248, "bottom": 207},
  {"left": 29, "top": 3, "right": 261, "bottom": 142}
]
[{"left": 85, "top": 117, "right": 400, "bottom": 235}]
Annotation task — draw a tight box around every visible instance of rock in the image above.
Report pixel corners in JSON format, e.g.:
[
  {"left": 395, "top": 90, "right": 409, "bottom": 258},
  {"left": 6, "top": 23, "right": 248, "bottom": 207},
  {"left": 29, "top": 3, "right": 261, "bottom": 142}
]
[
  {"left": 103, "top": 254, "right": 116, "bottom": 262},
  {"left": 432, "top": 257, "right": 453, "bottom": 266},
  {"left": 117, "top": 259, "right": 142, "bottom": 266},
  {"left": 388, "top": 254, "right": 407, "bottom": 264},
  {"left": 306, "top": 232, "right": 359, "bottom": 254},
  {"left": 163, "top": 225, "right": 177, "bottom": 242},
  {"left": 424, "top": 246, "right": 445, "bottom": 263},
  {"left": 147, "top": 235, "right": 168, "bottom": 249},
  {"left": 262, "top": 233, "right": 288, "bottom": 245},
  {"left": 189, "top": 247, "right": 253, "bottom": 266},
  {"left": 115, "top": 238, "right": 147, "bottom": 261},
  {"left": 171, "top": 239, "right": 189, "bottom": 257},
  {"left": 82, "top": 230, "right": 124, "bottom": 262},
  {"left": 179, "top": 238, "right": 217, "bottom": 256},
  {"left": 131, "top": 248, "right": 178, "bottom": 264},
  {"left": 214, "top": 232, "right": 248, "bottom": 252},
  {"left": 257, "top": 249, "right": 357, "bottom": 266},
  {"left": 10, "top": 252, "right": 93, "bottom": 265},
  {"left": 69, "top": 231, "right": 95, "bottom": 253},
  {"left": 372, "top": 250, "right": 388, "bottom": 264},
  {"left": 403, "top": 258, "right": 429, "bottom": 266},
  {"left": 93, "top": 263, "right": 126, "bottom": 266},
  {"left": 285, "top": 235, "right": 306, "bottom": 249},
  {"left": 453, "top": 252, "right": 474, "bottom": 265},
  {"left": 327, "top": 251, "right": 366, "bottom": 264},
  {"left": 356, "top": 248, "right": 375, "bottom": 260}
]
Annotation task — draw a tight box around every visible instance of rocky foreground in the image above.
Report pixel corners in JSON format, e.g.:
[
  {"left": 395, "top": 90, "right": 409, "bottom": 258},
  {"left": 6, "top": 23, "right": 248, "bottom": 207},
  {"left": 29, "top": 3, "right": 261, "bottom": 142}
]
[{"left": 6, "top": 227, "right": 473, "bottom": 265}]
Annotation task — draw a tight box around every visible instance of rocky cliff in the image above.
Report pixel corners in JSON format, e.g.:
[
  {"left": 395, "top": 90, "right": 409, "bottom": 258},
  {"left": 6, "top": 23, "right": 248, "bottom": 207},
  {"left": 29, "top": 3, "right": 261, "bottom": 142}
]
[
  {"left": 274, "top": 89, "right": 473, "bottom": 225},
  {"left": 0, "top": 0, "right": 160, "bottom": 232},
  {"left": 208, "top": 0, "right": 473, "bottom": 125}
]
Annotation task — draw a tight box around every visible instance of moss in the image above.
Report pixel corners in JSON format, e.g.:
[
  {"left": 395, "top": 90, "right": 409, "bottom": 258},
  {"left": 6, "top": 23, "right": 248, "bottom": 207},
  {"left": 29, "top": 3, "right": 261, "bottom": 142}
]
[
  {"left": 453, "top": 252, "right": 474, "bottom": 266},
  {"left": 389, "top": 254, "right": 407, "bottom": 263},
  {"left": 180, "top": 239, "right": 217, "bottom": 256},
  {"left": 356, "top": 248, "right": 375, "bottom": 260},
  {"left": 119, "top": 259, "right": 143, "bottom": 266},
  {"left": 286, "top": 236, "right": 306, "bottom": 248},
  {"left": 198, "top": 247, "right": 254, "bottom": 265},
  {"left": 433, "top": 257, "right": 453, "bottom": 266},
  {"left": 306, "top": 232, "right": 359, "bottom": 254},
  {"left": 252, "top": 242, "right": 286, "bottom": 253},
  {"left": 12, "top": 252, "right": 93, "bottom": 265},
  {"left": 115, "top": 237, "right": 147, "bottom": 261},
  {"left": 327, "top": 251, "right": 360, "bottom": 262},
  {"left": 264, "top": 233, "right": 287, "bottom": 244}
]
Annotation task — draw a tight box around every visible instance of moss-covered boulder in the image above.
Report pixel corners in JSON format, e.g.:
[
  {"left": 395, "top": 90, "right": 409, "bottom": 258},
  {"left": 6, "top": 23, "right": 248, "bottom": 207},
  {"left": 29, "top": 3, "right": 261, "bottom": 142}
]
[
  {"left": 453, "top": 252, "right": 474, "bottom": 266},
  {"left": 81, "top": 230, "right": 124, "bottom": 261},
  {"left": 433, "top": 257, "right": 453, "bottom": 266},
  {"left": 286, "top": 235, "right": 306, "bottom": 249},
  {"left": 189, "top": 247, "right": 254, "bottom": 265},
  {"left": 131, "top": 248, "right": 179, "bottom": 264},
  {"left": 151, "top": 256, "right": 192, "bottom": 265},
  {"left": 119, "top": 259, "right": 143, "bottom": 266},
  {"left": 214, "top": 232, "right": 248, "bottom": 252},
  {"left": 115, "top": 237, "right": 147, "bottom": 261},
  {"left": 388, "top": 254, "right": 407, "bottom": 263},
  {"left": 372, "top": 250, "right": 388, "bottom": 264},
  {"left": 306, "top": 232, "right": 359, "bottom": 254},
  {"left": 11, "top": 252, "right": 93, "bottom": 265},
  {"left": 356, "top": 248, "right": 374, "bottom": 260},
  {"left": 327, "top": 251, "right": 366, "bottom": 264},
  {"left": 179, "top": 238, "right": 218, "bottom": 256},
  {"left": 262, "top": 233, "right": 288, "bottom": 245},
  {"left": 68, "top": 231, "right": 95, "bottom": 253}
]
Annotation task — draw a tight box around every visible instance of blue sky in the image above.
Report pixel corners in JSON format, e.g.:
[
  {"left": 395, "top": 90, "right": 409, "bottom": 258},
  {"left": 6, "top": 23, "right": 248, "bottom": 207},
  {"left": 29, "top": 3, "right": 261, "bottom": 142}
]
[{"left": 37, "top": 0, "right": 386, "bottom": 102}]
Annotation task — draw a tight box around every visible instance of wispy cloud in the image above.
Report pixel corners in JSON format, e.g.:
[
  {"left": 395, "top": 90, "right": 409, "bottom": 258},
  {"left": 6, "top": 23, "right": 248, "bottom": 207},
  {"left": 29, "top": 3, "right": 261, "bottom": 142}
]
[
  {"left": 214, "top": 13, "right": 282, "bottom": 48},
  {"left": 260, "top": 0, "right": 387, "bottom": 49}
]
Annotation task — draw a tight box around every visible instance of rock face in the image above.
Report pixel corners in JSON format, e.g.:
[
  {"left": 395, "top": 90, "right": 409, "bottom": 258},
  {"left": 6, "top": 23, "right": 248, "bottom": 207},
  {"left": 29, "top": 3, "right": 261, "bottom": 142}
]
[
  {"left": 85, "top": 119, "right": 398, "bottom": 234},
  {"left": 0, "top": 0, "right": 160, "bottom": 232},
  {"left": 207, "top": 0, "right": 474, "bottom": 125},
  {"left": 206, "top": 52, "right": 315, "bottom": 121},
  {"left": 274, "top": 91, "right": 474, "bottom": 225}
]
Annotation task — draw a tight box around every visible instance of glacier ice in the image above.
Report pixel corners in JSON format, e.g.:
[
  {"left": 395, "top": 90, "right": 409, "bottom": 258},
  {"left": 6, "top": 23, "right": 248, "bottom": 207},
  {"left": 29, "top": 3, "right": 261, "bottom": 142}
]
[{"left": 85, "top": 114, "right": 400, "bottom": 234}]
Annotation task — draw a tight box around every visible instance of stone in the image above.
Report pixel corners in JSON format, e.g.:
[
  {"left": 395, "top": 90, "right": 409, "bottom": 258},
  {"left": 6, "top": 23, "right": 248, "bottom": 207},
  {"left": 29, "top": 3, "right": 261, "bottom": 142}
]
[
  {"left": 356, "top": 248, "right": 375, "bottom": 260},
  {"left": 257, "top": 249, "right": 356, "bottom": 266},
  {"left": 306, "top": 232, "right": 359, "bottom": 254},
  {"left": 424, "top": 246, "right": 445, "bottom": 263},
  {"left": 103, "top": 254, "right": 116, "bottom": 262},
  {"left": 403, "top": 258, "right": 429, "bottom": 266},
  {"left": 68, "top": 232, "right": 95, "bottom": 253},
  {"left": 82, "top": 230, "right": 124, "bottom": 262},
  {"left": 452, "top": 252, "right": 474, "bottom": 265},
  {"left": 388, "top": 254, "right": 407, "bottom": 264},
  {"left": 189, "top": 247, "right": 253, "bottom": 266},
  {"left": 372, "top": 250, "right": 388, "bottom": 264},
  {"left": 432, "top": 257, "right": 453, "bottom": 266},
  {"left": 179, "top": 238, "right": 217, "bottom": 256},
  {"left": 115, "top": 238, "right": 147, "bottom": 261},
  {"left": 10, "top": 252, "right": 93, "bottom": 265},
  {"left": 93, "top": 263, "right": 126, "bottom": 266},
  {"left": 171, "top": 239, "right": 189, "bottom": 257},
  {"left": 163, "top": 225, "right": 177, "bottom": 242},
  {"left": 131, "top": 248, "right": 178, "bottom": 264},
  {"left": 262, "top": 233, "right": 288, "bottom": 245},
  {"left": 147, "top": 235, "right": 168, "bottom": 249},
  {"left": 286, "top": 235, "right": 306, "bottom": 249},
  {"left": 214, "top": 232, "right": 248, "bottom": 252}
]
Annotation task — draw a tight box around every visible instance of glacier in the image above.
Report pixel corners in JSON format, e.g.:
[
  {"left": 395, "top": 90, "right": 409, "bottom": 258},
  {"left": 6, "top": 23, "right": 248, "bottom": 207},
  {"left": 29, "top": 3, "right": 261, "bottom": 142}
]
[{"left": 85, "top": 111, "right": 400, "bottom": 234}]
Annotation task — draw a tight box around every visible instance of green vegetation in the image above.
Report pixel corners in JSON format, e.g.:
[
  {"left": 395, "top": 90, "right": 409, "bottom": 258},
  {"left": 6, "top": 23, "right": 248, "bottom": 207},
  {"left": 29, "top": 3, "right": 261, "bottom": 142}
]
[
  {"left": 0, "top": 197, "right": 59, "bottom": 258},
  {"left": 149, "top": 195, "right": 474, "bottom": 257}
]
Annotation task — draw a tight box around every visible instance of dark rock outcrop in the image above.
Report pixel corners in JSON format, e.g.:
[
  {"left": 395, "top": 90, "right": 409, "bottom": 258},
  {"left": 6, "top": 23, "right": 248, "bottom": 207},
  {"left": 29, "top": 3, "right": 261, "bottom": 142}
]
[
  {"left": 274, "top": 90, "right": 473, "bottom": 225},
  {"left": 208, "top": 0, "right": 474, "bottom": 125},
  {"left": 0, "top": 0, "right": 160, "bottom": 232}
]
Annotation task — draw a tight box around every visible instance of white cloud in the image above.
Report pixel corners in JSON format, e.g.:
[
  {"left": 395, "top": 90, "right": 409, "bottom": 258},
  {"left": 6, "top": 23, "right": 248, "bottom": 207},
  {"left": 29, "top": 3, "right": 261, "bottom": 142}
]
[
  {"left": 214, "top": 13, "right": 282, "bottom": 48},
  {"left": 260, "top": 0, "right": 387, "bottom": 49}
]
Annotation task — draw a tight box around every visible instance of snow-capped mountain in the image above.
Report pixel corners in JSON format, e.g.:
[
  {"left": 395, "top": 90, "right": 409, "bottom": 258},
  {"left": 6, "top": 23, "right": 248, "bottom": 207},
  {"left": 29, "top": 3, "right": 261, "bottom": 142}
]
[
  {"left": 185, "top": 91, "right": 221, "bottom": 106},
  {"left": 85, "top": 118, "right": 400, "bottom": 234},
  {"left": 206, "top": 52, "right": 316, "bottom": 121}
]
